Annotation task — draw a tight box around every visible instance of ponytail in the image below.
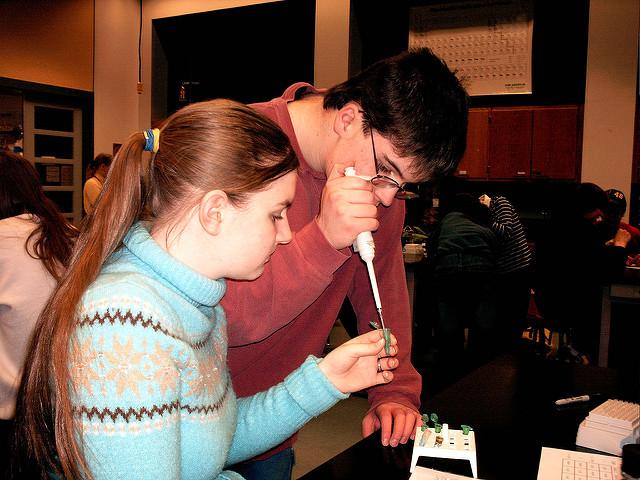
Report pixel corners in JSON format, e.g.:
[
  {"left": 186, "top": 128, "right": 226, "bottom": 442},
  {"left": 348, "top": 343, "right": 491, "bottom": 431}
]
[{"left": 14, "top": 132, "right": 149, "bottom": 479}]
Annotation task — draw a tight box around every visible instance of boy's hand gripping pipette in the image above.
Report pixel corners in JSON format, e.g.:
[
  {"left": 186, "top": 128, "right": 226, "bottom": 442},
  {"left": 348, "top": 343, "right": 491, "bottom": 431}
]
[{"left": 344, "top": 167, "right": 391, "bottom": 354}]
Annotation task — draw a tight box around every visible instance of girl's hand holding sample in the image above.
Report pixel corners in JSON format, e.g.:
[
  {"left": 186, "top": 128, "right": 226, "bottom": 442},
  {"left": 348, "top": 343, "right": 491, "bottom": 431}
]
[{"left": 318, "top": 329, "right": 398, "bottom": 393}]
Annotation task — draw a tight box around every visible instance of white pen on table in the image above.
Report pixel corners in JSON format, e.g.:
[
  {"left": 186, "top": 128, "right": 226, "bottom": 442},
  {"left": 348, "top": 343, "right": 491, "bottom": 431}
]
[{"left": 555, "top": 394, "right": 598, "bottom": 406}]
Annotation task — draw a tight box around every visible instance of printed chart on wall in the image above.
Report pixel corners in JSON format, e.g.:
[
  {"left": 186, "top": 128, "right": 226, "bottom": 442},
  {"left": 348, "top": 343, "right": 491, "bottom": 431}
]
[{"left": 409, "top": 0, "right": 533, "bottom": 96}]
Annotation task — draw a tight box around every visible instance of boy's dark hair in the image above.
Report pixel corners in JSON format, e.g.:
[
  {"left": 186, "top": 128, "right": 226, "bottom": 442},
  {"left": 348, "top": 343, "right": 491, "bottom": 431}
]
[
  {"left": 323, "top": 48, "right": 469, "bottom": 181},
  {"left": 572, "top": 182, "right": 608, "bottom": 217}
]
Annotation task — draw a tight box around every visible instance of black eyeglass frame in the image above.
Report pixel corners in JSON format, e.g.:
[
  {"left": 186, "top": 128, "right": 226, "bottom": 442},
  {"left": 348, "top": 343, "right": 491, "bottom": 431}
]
[{"left": 369, "top": 132, "right": 419, "bottom": 200}]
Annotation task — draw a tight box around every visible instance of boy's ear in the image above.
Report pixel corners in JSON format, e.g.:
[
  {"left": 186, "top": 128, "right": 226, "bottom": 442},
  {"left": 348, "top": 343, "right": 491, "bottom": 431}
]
[
  {"left": 199, "top": 190, "right": 227, "bottom": 235},
  {"left": 333, "top": 101, "right": 365, "bottom": 139}
]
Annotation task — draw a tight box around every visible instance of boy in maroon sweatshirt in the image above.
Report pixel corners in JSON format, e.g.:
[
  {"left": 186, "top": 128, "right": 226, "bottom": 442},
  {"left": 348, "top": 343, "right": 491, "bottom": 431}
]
[{"left": 224, "top": 49, "right": 469, "bottom": 479}]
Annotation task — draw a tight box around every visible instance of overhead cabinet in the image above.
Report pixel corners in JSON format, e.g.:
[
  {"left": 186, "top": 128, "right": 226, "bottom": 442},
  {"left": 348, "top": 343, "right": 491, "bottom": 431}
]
[
  {"left": 455, "top": 109, "right": 489, "bottom": 179},
  {"left": 489, "top": 107, "right": 533, "bottom": 179},
  {"left": 456, "top": 105, "right": 582, "bottom": 181}
]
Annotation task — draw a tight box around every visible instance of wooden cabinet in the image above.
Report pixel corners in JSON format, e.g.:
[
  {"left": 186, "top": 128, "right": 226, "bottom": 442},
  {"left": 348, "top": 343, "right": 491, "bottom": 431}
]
[
  {"left": 531, "top": 106, "right": 580, "bottom": 179},
  {"left": 488, "top": 108, "right": 533, "bottom": 179},
  {"left": 456, "top": 109, "right": 489, "bottom": 178},
  {"left": 633, "top": 96, "right": 639, "bottom": 184},
  {"left": 456, "top": 105, "right": 582, "bottom": 181}
]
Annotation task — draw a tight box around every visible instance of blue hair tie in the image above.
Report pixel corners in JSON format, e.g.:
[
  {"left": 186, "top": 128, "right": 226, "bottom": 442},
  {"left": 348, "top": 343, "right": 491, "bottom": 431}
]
[{"left": 143, "top": 128, "right": 160, "bottom": 153}]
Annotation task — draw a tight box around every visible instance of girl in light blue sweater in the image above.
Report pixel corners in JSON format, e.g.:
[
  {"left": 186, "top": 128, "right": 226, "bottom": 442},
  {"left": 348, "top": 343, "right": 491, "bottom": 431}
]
[{"left": 14, "top": 100, "right": 398, "bottom": 479}]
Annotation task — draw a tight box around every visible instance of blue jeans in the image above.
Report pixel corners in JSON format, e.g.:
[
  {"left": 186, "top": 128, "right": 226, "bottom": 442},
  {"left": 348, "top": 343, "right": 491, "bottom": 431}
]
[{"left": 228, "top": 448, "right": 295, "bottom": 480}]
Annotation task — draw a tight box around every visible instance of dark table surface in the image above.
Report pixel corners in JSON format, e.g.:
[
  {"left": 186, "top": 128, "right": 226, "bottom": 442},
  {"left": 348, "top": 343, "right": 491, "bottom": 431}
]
[
  {"left": 300, "top": 353, "right": 631, "bottom": 480},
  {"left": 621, "top": 265, "right": 640, "bottom": 284}
]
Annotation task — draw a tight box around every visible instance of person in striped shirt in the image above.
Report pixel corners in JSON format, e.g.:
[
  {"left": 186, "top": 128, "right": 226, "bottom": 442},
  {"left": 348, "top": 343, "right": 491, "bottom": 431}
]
[{"left": 479, "top": 194, "right": 533, "bottom": 349}]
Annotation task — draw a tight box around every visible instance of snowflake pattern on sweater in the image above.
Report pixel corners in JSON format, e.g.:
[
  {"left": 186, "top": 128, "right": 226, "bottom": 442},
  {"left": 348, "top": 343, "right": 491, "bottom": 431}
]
[{"left": 67, "top": 223, "right": 346, "bottom": 480}]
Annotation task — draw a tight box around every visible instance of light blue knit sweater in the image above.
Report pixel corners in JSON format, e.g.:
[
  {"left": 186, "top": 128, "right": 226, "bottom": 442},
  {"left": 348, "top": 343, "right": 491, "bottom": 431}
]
[{"left": 70, "top": 223, "right": 347, "bottom": 479}]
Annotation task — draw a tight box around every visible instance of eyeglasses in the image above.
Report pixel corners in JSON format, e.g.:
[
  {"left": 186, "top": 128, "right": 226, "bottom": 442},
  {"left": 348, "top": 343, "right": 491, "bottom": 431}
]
[{"left": 368, "top": 133, "right": 419, "bottom": 200}]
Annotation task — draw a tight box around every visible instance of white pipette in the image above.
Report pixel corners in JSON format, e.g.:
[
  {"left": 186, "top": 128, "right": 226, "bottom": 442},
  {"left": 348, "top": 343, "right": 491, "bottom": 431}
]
[{"left": 344, "top": 167, "right": 389, "bottom": 350}]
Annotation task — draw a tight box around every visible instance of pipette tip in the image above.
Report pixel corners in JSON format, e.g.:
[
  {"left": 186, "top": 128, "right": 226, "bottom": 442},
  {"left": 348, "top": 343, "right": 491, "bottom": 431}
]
[{"left": 377, "top": 308, "right": 386, "bottom": 330}]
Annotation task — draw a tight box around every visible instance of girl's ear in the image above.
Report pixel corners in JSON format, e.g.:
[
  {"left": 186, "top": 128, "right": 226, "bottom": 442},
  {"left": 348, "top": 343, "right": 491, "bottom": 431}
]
[
  {"left": 333, "top": 101, "right": 365, "bottom": 139},
  {"left": 198, "top": 190, "right": 228, "bottom": 235}
]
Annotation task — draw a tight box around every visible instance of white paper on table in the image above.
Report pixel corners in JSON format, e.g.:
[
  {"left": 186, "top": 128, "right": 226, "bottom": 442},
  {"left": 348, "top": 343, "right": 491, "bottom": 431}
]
[
  {"left": 537, "top": 446, "right": 622, "bottom": 480},
  {"left": 409, "top": 466, "right": 482, "bottom": 480}
]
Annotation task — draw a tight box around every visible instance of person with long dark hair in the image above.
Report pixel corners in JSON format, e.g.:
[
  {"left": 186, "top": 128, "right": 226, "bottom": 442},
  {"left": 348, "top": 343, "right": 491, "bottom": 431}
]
[
  {"left": 83, "top": 153, "right": 112, "bottom": 215},
  {"left": 13, "top": 99, "right": 398, "bottom": 479},
  {"left": 0, "top": 150, "right": 77, "bottom": 471}
]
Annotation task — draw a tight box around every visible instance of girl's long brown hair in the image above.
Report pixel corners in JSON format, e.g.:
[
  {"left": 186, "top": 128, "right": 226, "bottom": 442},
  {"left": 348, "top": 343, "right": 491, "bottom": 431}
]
[
  {"left": 0, "top": 151, "right": 78, "bottom": 280},
  {"left": 13, "top": 99, "right": 298, "bottom": 479}
]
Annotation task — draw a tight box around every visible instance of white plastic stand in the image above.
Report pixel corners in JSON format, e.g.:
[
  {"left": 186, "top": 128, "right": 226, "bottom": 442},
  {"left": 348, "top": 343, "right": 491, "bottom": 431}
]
[{"left": 410, "top": 423, "right": 478, "bottom": 478}]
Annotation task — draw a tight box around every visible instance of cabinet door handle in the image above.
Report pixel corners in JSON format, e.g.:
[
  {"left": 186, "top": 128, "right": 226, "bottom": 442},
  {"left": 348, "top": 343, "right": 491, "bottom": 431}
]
[
  {"left": 458, "top": 170, "right": 468, "bottom": 176},
  {"left": 516, "top": 171, "right": 527, "bottom": 176}
]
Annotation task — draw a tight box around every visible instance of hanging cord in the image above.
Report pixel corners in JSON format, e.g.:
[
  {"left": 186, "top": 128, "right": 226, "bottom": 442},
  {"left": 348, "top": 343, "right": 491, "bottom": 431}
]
[{"left": 138, "top": 0, "right": 142, "bottom": 84}]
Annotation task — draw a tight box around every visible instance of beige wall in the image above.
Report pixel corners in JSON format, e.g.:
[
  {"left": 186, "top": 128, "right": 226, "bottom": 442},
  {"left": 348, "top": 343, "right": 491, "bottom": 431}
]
[
  {"left": 94, "top": 0, "right": 141, "bottom": 155},
  {"left": 142, "top": 0, "right": 279, "bottom": 20},
  {"left": 314, "top": 0, "right": 350, "bottom": 88},
  {"left": 0, "top": 0, "right": 93, "bottom": 91},
  {"left": 582, "top": 0, "right": 639, "bottom": 219}
]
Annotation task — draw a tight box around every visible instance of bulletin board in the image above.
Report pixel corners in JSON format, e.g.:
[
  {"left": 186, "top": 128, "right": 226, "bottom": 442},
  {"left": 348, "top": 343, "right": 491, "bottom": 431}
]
[{"left": 409, "top": 0, "right": 533, "bottom": 96}]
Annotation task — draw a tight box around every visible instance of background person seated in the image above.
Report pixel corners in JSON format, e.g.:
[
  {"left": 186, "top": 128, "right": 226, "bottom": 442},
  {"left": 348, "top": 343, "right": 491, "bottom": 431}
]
[
  {"left": 430, "top": 191, "right": 498, "bottom": 377},
  {"left": 534, "top": 183, "right": 630, "bottom": 363},
  {"left": 479, "top": 193, "right": 533, "bottom": 353}
]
